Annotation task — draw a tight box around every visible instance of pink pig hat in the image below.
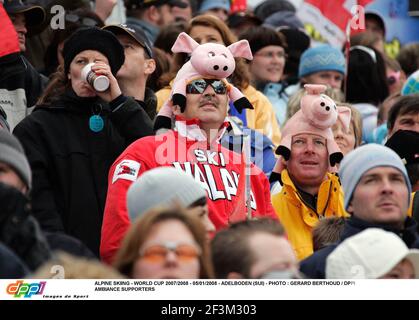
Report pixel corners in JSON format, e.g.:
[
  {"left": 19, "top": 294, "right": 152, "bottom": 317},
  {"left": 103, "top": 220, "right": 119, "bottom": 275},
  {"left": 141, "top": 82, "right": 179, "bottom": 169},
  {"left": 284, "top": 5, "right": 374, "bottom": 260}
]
[
  {"left": 270, "top": 84, "right": 351, "bottom": 182},
  {"left": 154, "top": 32, "right": 254, "bottom": 131}
]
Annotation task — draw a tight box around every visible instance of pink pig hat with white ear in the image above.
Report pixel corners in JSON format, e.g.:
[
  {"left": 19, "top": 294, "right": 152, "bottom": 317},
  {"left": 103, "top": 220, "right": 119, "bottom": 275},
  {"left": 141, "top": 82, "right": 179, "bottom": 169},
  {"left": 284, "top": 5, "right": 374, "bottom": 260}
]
[
  {"left": 269, "top": 84, "right": 352, "bottom": 183},
  {"left": 154, "top": 32, "right": 254, "bottom": 131}
]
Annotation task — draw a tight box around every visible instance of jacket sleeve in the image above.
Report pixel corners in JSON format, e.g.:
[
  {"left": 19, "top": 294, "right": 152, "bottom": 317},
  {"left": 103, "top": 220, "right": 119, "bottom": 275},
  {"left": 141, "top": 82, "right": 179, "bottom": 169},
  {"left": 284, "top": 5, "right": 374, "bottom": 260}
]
[
  {"left": 254, "top": 91, "right": 282, "bottom": 148},
  {"left": 299, "top": 247, "right": 333, "bottom": 279},
  {"left": 100, "top": 152, "right": 152, "bottom": 264},
  {"left": 245, "top": 89, "right": 281, "bottom": 148},
  {"left": 250, "top": 164, "right": 277, "bottom": 220},
  {"left": 22, "top": 56, "right": 48, "bottom": 108},
  {"left": 13, "top": 119, "right": 65, "bottom": 233},
  {"left": 261, "top": 172, "right": 277, "bottom": 219},
  {"left": 1, "top": 6, "right": 46, "bottom": 109},
  {"left": 108, "top": 96, "right": 154, "bottom": 145},
  {"left": 155, "top": 87, "right": 172, "bottom": 112}
]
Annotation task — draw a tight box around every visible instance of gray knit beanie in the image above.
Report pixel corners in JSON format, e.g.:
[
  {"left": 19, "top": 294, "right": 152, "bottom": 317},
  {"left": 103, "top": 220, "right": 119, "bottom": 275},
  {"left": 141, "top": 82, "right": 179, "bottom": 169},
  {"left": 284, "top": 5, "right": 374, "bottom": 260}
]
[
  {"left": 127, "top": 167, "right": 207, "bottom": 221},
  {"left": 0, "top": 130, "right": 31, "bottom": 189},
  {"left": 339, "top": 144, "right": 411, "bottom": 210}
]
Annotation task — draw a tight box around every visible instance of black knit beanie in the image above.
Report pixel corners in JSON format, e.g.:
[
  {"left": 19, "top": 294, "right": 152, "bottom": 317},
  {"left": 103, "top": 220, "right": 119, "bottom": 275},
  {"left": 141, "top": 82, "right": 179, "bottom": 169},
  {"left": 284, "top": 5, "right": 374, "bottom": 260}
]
[
  {"left": 63, "top": 27, "right": 125, "bottom": 75},
  {"left": 240, "top": 26, "right": 285, "bottom": 56}
]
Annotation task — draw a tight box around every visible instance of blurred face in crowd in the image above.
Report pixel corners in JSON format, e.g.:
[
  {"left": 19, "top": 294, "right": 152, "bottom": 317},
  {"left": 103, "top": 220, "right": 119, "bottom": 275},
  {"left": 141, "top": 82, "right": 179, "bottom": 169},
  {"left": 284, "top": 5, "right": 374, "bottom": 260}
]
[
  {"left": 116, "top": 34, "right": 155, "bottom": 81},
  {"left": 171, "top": 0, "right": 192, "bottom": 22},
  {"left": 380, "top": 259, "right": 415, "bottom": 279},
  {"left": 187, "top": 200, "right": 216, "bottom": 239},
  {"left": 204, "top": 8, "right": 229, "bottom": 22},
  {"left": 388, "top": 111, "right": 419, "bottom": 137},
  {"left": 247, "top": 233, "right": 298, "bottom": 279},
  {"left": 332, "top": 119, "right": 356, "bottom": 156},
  {"left": 302, "top": 71, "right": 344, "bottom": 89},
  {"left": 348, "top": 167, "right": 409, "bottom": 229},
  {"left": 132, "top": 219, "right": 201, "bottom": 279},
  {"left": 9, "top": 13, "right": 27, "bottom": 52},
  {"left": 250, "top": 46, "right": 286, "bottom": 83},
  {"left": 372, "top": 38, "right": 385, "bottom": 54},
  {"left": 156, "top": 4, "right": 175, "bottom": 26},
  {"left": 68, "top": 50, "right": 109, "bottom": 98},
  {"left": 287, "top": 133, "right": 329, "bottom": 193},
  {"left": 366, "top": 16, "right": 385, "bottom": 40},
  {"left": 386, "top": 68, "right": 405, "bottom": 96},
  {"left": 0, "top": 163, "right": 27, "bottom": 193},
  {"left": 188, "top": 25, "right": 224, "bottom": 45},
  {"left": 378, "top": 95, "right": 399, "bottom": 126}
]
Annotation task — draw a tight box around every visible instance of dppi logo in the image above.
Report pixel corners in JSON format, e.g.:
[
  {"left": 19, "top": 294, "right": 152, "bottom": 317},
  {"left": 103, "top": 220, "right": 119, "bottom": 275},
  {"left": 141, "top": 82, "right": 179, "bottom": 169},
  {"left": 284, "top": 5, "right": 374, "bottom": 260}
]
[{"left": 6, "top": 280, "right": 46, "bottom": 298}]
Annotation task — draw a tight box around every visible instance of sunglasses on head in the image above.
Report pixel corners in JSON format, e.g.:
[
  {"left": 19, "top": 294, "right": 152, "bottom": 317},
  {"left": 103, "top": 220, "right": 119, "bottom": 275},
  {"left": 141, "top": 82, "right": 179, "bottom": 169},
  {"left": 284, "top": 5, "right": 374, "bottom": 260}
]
[
  {"left": 139, "top": 242, "right": 201, "bottom": 264},
  {"left": 186, "top": 79, "right": 228, "bottom": 95}
]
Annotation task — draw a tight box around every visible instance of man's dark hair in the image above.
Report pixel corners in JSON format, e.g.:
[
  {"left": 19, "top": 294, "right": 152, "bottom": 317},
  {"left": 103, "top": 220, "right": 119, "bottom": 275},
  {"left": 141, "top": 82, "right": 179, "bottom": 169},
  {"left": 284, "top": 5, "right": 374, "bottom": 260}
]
[
  {"left": 346, "top": 46, "right": 388, "bottom": 105},
  {"left": 312, "top": 217, "right": 346, "bottom": 251},
  {"left": 387, "top": 95, "right": 419, "bottom": 131},
  {"left": 397, "top": 43, "right": 419, "bottom": 77},
  {"left": 211, "top": 219, "right": 285, "bottom": 278}
]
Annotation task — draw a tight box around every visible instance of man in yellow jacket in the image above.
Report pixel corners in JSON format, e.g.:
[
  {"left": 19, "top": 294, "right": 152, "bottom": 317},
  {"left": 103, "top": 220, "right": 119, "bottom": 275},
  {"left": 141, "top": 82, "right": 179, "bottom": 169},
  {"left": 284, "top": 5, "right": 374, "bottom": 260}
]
[{"left": 271, "top": 85, "right": 349, "bottom": 260}]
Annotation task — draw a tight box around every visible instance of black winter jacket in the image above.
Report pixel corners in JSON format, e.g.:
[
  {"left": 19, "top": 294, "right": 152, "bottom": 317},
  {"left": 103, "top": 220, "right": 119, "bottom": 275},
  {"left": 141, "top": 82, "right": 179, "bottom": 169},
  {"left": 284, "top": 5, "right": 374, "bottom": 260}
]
[
  {"left": 0, "top": 53, "right": 48, "bottom": 129},
  {"left": 13, "top": 89, "right": 154, "bottom": 255},
  {"left": 0, "top": 243, "right": 28, "bottom": 279},
  {"left": 300, "top": 216, "right": 419, "bottom": 279}
]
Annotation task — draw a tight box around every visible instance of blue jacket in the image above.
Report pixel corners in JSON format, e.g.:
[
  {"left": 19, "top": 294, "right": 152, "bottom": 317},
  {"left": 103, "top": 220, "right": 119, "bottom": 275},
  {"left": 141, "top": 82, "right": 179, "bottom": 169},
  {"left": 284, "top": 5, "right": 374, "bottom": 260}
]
[
  {"left": 225, "top": 105, "right": 276, "bottom": 176},
  {"left": 126, "top": 17, "right": 159, "bottom": 44},
  {"left": 300, "top": 216, "right": 419, "bottom": 279},
  {"left": 261, "top": 82, "right": 288, "bottom": 127}
]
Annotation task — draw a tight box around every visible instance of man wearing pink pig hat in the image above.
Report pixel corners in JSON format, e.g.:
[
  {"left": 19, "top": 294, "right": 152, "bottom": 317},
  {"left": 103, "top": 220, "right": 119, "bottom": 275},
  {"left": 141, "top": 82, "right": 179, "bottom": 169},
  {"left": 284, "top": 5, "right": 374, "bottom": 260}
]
[{"left": 270, "top": 84, "right": 351, "bottom": 260}]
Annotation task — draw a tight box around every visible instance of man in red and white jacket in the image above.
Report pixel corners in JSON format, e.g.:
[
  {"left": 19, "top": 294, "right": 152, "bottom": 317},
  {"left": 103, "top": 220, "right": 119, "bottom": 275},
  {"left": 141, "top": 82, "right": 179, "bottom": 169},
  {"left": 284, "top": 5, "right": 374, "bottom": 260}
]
[{"left": 101, "top": 77, "right": 277, "bottom": 263}]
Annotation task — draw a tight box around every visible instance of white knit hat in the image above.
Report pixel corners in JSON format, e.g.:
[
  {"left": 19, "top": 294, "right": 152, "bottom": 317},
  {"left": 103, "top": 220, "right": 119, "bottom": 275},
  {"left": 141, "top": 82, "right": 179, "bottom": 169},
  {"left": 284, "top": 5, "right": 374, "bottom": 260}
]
[
  {"left": 127, "top": 167, "right": 207, "bottom": 221},
  {"left": 326, "top": 228, "right": 419, "bottom": 279}
]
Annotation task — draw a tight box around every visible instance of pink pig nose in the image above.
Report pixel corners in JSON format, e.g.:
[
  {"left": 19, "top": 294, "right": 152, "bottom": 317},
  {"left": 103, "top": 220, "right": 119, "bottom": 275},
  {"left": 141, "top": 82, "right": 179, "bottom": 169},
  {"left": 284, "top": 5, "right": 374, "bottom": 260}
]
[{"left": 213, "top": 65, "right": 229, "bottom": 71}]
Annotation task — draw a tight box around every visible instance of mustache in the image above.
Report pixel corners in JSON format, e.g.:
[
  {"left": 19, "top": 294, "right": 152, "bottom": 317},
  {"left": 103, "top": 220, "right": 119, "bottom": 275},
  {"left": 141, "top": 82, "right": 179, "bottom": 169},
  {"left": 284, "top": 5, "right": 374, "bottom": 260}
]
[{"left": 199, "top": 95, "right": 219, "bottom": 108}]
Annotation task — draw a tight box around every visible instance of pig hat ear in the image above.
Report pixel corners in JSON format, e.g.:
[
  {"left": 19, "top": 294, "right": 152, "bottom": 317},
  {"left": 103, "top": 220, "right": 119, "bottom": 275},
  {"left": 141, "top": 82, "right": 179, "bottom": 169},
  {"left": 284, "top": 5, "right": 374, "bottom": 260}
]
[
  {"left": 171, "top": 32, "right": 199, "bottom": 54},
  {"left": 227, "top": 40, "right": 253, "bottom": 60},
  {"left": 303, "top": 84, "right": 327, "bottom": 95},
  {"left": 337, "top": 106, "right": 352, "bottom": 131}
]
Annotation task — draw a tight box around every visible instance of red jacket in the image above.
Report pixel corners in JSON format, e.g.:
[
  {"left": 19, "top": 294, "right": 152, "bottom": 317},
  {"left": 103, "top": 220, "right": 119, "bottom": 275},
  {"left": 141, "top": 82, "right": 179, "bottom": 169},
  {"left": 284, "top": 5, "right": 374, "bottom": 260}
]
[
  {"left": 0, "top": 4, "right": 19, "bottom": 57},
  {"left": 101, "top": 119, "right": 276, "bottom": 263}
]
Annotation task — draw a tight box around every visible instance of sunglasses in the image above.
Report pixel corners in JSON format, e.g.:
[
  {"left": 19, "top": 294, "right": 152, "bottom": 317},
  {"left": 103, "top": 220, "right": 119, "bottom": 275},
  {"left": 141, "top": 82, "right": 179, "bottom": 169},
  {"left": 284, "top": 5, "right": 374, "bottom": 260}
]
[
  {"left": 65, "top": 14, "right": 99, "bottom": 27},
  {"left": 188, "top": 197, "right": 207, "bottom": 208},
  {"left": 139, "top": 242, "right": 201, "bottom": 263},
  {"left": 186, "top": 79, "right": 228, "bottom": 95},
  {"left": 387, "top": 71, "right": 401, "bottom": 86}
]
